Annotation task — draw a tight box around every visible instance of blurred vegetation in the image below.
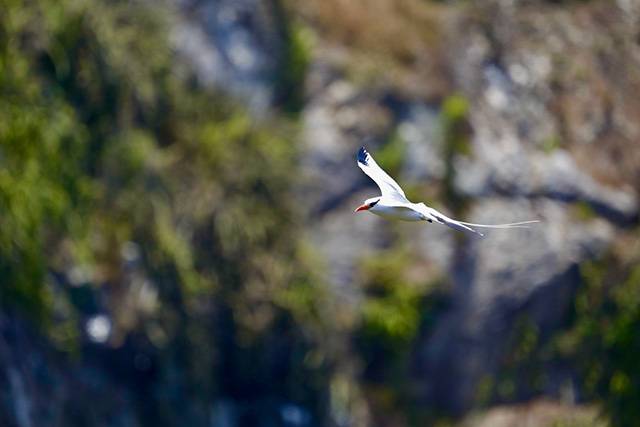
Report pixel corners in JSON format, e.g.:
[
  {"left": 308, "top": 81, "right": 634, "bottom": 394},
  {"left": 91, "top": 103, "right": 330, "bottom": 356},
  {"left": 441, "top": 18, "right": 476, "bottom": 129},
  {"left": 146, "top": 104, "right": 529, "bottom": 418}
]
[
  {"left": 374, "top": 131, "right": 405, "bottom": 180},
  {"left": 353, "top": 242, "right": 450, "bottom": 426},
  {"left": 491, "top": 315, "right": 546, "bottom": 403},
  {"left": 555, "top": 247, "right": 640, "bottom": 427},
  {"left": 289, "top": 0, "right": 451, "bottom": 97},
  {"left": 1, "top": 0, "right": 451, "bottom": 425},
  {"left": 2, "top": 0, "right": 640, "bottom": 426},
  {"left": 275, "top": 21, "right": 313, "bottom": 114},
  {"left": 440, "top": 94, "right": 471, "bottom": 215},
  {"left": 0, "top": 0, "right": 334, "bottom": 424},
  {"left": 482, "top": 239, "right": 640, "bottom": 427}
]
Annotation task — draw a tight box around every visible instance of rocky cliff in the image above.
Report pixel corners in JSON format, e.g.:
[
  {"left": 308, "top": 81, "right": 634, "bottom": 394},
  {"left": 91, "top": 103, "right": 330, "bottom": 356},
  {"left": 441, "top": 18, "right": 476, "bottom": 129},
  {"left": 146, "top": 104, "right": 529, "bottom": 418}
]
[
  {"left": 2, "top": 0, "right": 639, "bottom": 426},
  {"left": 296, "top": 0, "right": 639, "bottom": 415}
]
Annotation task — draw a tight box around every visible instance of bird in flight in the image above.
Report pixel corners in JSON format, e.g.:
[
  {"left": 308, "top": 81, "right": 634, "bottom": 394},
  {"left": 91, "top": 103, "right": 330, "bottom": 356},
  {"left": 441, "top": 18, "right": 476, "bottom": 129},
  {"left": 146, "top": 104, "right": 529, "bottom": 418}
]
[{"left": 354, "top": 147, "right": 539, "bottom": 236}]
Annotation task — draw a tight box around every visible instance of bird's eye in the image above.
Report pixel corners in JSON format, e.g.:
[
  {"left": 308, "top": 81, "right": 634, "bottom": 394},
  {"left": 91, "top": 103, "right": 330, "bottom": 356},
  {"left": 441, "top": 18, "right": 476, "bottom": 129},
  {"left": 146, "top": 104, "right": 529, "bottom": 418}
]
[{"left": 369, "top": 199, "right": 379, "bottom": 207}]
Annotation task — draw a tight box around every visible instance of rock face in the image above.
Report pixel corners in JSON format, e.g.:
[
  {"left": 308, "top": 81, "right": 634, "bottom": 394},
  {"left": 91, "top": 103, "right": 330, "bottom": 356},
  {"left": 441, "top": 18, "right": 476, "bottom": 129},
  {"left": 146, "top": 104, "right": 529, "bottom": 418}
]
[
  {"left": 420, "top": 199, "right": 615, "bottom": 411},
  {"left": 298, "top": 0, "right": 640, "bottom": 415},
  {"left": 171, "top": 0, "right": 285, "bottom": 113},
  {"left": 459, "top": 399, "right": 603, "bottom": 427},
  {"left": 3, "top": 0, "right": 640, "bottom": 424},
  {"left": 299, "top": 74, "right": 634, "bottom": 412},
  {"left": 414, "top": 1, "right": 639, "bottom": 412},
  {"left": 0, "top": 314, "right": 138, "bottom": 427}
]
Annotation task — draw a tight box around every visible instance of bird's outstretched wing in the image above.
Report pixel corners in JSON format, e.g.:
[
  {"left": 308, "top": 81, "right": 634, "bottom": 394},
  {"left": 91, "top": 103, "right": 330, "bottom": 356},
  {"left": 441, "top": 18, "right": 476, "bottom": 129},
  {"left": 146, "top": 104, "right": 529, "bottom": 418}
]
[
  {"left": 357, "top": 147, "right": 407, "bottom": 201},
  {"left": 416, "top": 203, "right": 540, "bottom": 237}
]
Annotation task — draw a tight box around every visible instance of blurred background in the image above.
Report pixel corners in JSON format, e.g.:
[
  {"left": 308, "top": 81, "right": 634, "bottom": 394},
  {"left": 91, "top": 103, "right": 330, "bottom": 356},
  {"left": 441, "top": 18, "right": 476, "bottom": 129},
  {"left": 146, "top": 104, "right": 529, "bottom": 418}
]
[{"left": 1, "top": 0, "right": 639, "bottom": 426}]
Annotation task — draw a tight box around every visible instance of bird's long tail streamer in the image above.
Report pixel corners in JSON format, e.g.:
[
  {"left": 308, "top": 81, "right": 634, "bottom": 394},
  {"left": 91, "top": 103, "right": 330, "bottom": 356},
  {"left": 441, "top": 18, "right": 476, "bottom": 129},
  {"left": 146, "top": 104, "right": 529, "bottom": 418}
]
[
  {"left": 456, "top": 220, "right": 540, "bottom": 229},
  {"left": 420, "top": 204, "right": 540, "bottom": 237}
]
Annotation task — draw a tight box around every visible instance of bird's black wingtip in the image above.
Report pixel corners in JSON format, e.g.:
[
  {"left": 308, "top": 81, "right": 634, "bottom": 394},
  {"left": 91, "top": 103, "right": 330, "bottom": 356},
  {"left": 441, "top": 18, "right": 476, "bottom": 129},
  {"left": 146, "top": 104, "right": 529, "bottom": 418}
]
[{"left": 357, "top": 146, "right": 369, "bottom": 165}]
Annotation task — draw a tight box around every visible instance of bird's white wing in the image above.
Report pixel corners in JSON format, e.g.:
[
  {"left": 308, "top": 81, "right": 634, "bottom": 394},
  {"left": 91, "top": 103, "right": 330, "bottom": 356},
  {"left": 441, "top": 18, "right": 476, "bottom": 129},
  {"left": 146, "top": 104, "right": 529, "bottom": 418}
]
[
  {"left": 415, "top": 203, "right": 540, "bottom": 237},
  {"left": 357, "top": 147, "right": 407, "bottom": 201}
]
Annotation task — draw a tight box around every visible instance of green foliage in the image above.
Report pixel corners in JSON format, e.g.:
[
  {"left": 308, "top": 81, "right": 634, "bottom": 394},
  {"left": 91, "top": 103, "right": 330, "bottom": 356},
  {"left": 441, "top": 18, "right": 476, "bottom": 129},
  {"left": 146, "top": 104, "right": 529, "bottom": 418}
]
[
  {"left": 542, "top": 135, "right": 562, "bottom": 153},
  {"left": 484, "top": 244, "right": 640, "bottom": 427},
  {"left": 359, "top": 249, "right": 426, "bottom": 344},
  {"left": 554, "top": 250, "right": 640, "bottom": 426},
  {"left": 479, "top": 244, "right": 639, "bottom": 426},
  {"left": 355, "top": 245, "right": 447, "bottom": 425},
  {"left": 376, "top": 131, "right": 406, "bottom": 181},
  {"left": 493, "top": 315, "right": 546, "bottom": 402},
  {"left": 572, "top": 201, "right": 598, "bottom": 221},
  {"left": 275, "top": 15, "right": 313, "bottom": 114},
  {"left": 0, "top": 0, "right": 332, "bottom": 423},
  {"left": 4, "top": 0, "right": 636, "bottom": 425},
  {"left": 440, "top": 93, "right": 471, "bottom": 213},
  {"left": 442, "top": 95, "right": 470, "bottom": 130},
  {"left": 0, "top": 3, "right": 90, "bottom": 319},
  {"left": 552, "top": 418, "right": 608, "bottom": 427}
]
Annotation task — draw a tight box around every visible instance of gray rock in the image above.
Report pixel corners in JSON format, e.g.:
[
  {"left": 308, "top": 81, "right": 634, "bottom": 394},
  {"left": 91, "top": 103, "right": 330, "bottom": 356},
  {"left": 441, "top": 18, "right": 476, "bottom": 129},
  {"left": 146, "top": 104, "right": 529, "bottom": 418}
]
[
  {"left": 408, "top": 4, "right": 640, "bottom": 412},
  {"left": 397, "top": 103, "right": 445, "bottom": 182},
  {"left": 456, "top": 143, "right": 638, "bottom": 224},
  {"left": 300, "top": 76, "right": 394, "bottom": 215},
  {"left": 451, "top": 32, "right": 637, "bottom": 224},
  {"left": 170, "top": 0, "right": 282, "bottom": 113},
  {"left": 309, "top": 191, "right": 387, "bottom": 304},
  {"left": 300, "top": 48, "right": 637, "bottom": 416},
  {"left": 140, "top": 0, "right": 640, "bottom": 419},
  {"left": 419, "top": 198, "right": 614, "bottom": 412}
]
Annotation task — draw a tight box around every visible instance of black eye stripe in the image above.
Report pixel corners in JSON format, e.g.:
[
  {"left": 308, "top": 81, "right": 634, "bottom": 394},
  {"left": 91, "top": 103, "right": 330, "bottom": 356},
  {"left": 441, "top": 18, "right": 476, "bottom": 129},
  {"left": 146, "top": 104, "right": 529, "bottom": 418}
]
[{"left": 370, "top": 199, "right": 379, "bottom": 207}]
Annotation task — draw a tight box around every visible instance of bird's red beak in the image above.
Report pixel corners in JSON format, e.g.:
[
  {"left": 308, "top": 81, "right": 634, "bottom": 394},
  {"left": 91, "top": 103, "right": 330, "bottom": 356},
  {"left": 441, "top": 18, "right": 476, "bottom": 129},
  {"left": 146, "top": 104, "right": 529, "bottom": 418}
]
[{"left": 354, "top": 204, "right": 370, "bottom": 213}]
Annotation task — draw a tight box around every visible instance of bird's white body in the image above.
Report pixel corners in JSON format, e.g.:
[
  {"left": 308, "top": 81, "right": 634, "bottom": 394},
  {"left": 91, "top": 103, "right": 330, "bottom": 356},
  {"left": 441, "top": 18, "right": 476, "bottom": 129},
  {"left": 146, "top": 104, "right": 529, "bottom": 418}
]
[
  {"left": 354, "top": 147, "right": 539, "bottom": 236},
  {"left": 369, "top": 201, "right": 425, "bottom": 221}
]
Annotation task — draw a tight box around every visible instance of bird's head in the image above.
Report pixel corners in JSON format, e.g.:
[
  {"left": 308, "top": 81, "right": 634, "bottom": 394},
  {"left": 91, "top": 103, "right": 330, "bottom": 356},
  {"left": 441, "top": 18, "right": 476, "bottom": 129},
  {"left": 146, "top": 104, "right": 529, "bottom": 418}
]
[{"left": 354, "top": 197, "right": 380, "bottom": 213}]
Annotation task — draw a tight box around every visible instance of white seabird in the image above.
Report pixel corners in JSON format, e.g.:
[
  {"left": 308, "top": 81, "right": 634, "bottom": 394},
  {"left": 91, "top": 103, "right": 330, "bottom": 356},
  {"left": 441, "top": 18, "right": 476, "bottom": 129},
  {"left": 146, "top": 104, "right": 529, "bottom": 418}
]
[{"left": 354, "top": 147, "right": 539, "bottom": 236}]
